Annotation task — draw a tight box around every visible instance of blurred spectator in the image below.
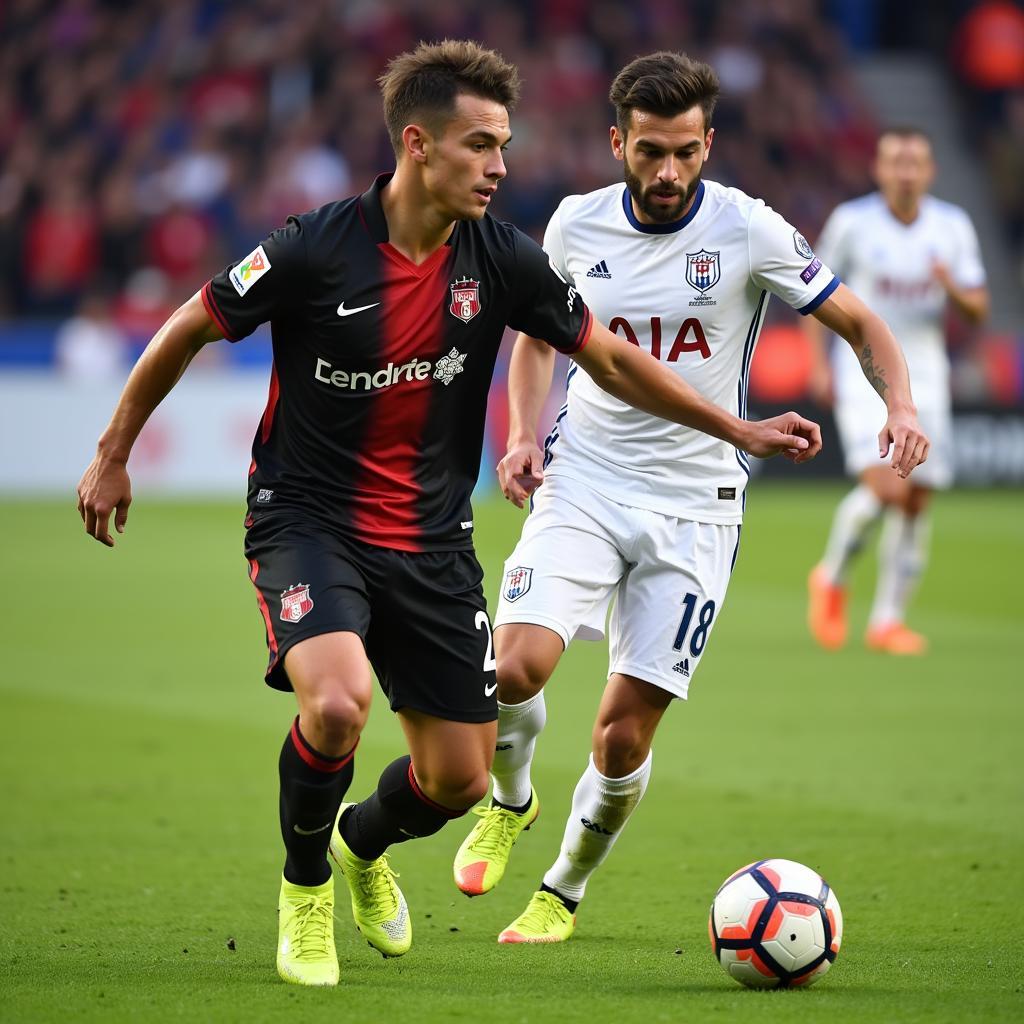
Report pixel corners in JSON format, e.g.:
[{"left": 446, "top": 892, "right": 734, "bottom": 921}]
[
  {"left": 113, "top": 267, "right": 175, "bottom": 346},
  {"left": 22, "top": 177, "right": 100, "bottom": 315},
  {"left": 55, "top": 289, "right": 128, "bottom": 381}
]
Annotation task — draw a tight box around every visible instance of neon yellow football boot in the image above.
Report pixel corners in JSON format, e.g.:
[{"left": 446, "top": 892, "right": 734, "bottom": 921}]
[
  {"left": 329, "top": 804, "right": 411, "bottom": 958},
  {"left": 276, "top": 876, "right": 339, "bottom": 986},
  {"left": 498, "top": 890, "right": 576, "bottom": 944},
  {"left": 453, "top": 788, "right": 539, "bottom": 897}
]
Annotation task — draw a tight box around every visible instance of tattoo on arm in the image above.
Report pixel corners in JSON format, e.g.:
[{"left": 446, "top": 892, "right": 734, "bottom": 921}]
[{"left": 859, "top": 344, "right": 888, "bottom": 400}]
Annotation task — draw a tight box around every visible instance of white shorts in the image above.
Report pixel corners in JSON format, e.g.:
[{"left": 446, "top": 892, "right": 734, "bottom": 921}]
[
  {"left": 835, "top": 399, "right": 953, "bottom": 489},
  {"left": 493, "top": 476, "right": 741, "bottom": 699}
]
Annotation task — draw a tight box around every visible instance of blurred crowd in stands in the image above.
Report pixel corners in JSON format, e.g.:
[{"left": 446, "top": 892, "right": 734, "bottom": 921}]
[
  {"left": 0, "top": 0, "right": 1020, "bottom": 406},
  {"left": 0, "top": 0, "right": 877, "bottom": 323}
]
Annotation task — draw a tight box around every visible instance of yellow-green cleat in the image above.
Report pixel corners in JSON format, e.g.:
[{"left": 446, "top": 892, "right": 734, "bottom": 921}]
[
  {"left": 453, "top": 788, "right": 539, "bottom": 897},
  {"left": 276, "top": 875, "right": 339, "bottom": 986},
  {"left": 499, "top": 890, "right": 576, "bottom": 944},
  {"left": 329, "top": 803, "right": 411, "bottom": 958}
]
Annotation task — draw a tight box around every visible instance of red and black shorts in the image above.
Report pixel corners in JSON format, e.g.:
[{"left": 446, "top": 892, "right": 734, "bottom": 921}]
[{"left": 243, "top": 514, "right": 497, "bottom": 723}]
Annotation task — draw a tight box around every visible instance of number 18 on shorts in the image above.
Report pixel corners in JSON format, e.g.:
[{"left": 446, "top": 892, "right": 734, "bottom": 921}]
[{"left": 493, "top": 477, "right": 739, "bottom": 698}]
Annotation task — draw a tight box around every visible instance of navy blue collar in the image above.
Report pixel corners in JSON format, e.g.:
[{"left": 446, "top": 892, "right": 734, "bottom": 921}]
[{"left": 621, "top": 180, "right": 705, "bottom": 234}]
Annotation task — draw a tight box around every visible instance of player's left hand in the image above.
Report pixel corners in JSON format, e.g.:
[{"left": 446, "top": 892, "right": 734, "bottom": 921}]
[
  {"left": 743, "top": 412, "right": 822, "bottom": 463},
  {"left": 879, "top": 408, "right": 929, "bottom": 478}
]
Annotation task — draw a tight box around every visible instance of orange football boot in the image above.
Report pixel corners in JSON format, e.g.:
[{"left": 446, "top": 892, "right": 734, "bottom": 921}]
[
  {"left": 807, "top": 565, "right": 847, "bottom": 650},
  {"left": 865, "top": 622, "right": 928, "bottom": 655}
]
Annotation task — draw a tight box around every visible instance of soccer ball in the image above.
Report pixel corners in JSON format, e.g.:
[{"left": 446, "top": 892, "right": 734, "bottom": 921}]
[{"left": 708, "top": 858, "right": 842, "bottom": 988}]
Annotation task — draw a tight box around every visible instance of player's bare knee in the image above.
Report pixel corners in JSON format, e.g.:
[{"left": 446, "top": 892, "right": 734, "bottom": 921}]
[
  {"left": 417, "top": 766, "right": 490, "bottom": 810},
  {"left": 496, "top": 655, "right": 548, "bottom": 704},
  {"left": 593, "top": 719, "right": 648, "bottom": 778},
  {"left": 301, "top": 690, "right": 367, "bottom": 751}
]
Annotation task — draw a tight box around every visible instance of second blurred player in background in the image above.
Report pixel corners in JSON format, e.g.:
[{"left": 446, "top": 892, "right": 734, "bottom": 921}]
[{"left": 807, "top": 128, "right": 989, "bottom": 655}]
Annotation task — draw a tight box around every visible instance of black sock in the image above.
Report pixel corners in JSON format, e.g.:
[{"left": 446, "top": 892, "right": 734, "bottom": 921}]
[
  {"left": 340, "top": 755, "right": 464, "bottom": 861},
  {"left": 492, "top": 795, "right": 532, "bottom": 814},
  {"left": 279, "top": 717, "right": 356, "bottom": 887},
  {"left": 540, "top": 882, "right": 579, "bottom": 913}
]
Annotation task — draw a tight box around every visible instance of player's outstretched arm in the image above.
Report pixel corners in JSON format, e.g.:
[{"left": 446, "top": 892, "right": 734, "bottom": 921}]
[
  {"left": 573, "top": 321, "right": 821, "bottom": 460},
  {"left": 811, "top": 283, "right": 929, "bottom": 478},
  {"left": 501, "top": 333, "right": 557, "bottom": 507},
  {"left": 76, "top": 292, "right": 224, "bottom": 546}
]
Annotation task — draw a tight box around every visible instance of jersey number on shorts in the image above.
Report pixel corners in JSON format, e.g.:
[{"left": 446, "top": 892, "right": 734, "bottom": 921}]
[
  {"left": 475, "top": 610, "right": 497, "bottom": 672},
  {"left": 673, "top": 592, "right": 716, "bottom": 657}
]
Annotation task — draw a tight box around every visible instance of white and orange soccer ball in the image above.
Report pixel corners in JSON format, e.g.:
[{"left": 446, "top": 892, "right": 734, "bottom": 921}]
[{"left": 708, "top": 858, "right": 843, "bottom": 989}]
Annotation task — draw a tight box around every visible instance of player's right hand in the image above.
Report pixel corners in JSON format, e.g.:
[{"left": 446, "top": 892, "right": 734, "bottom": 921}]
[
  {"left": 77, "top": 455, "right": 132, "bottom": 547},
  {"left": 498, "top": 441, "right": 544, "bottom": 508},
  {"left": 742, "top": 412, "right": 823, "bottom": 463}
]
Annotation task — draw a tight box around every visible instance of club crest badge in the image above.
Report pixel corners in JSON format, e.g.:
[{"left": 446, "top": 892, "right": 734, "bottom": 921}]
[
  {"left": 503, "top": 566, "right": 533, "bottom": 602},
  {"left": 280, "top": 583, "right": 314, "bottom": 623},
  {"left": 686, "top": 249, "right": 720, "bottom": 293},
  {"left": 449, "top": 277, "right": 481, "bottom": 323},
  {"left": 686, "top": 249, "right": 720, "bottom": 306}
]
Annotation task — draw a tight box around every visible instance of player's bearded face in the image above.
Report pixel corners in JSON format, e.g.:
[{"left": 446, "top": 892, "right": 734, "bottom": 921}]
[
  {"left": 615, "top": 107, "right": 712, "bottom": 225},
  {"left": 623, "top": 155, "right": 701, "bottom": 223}
]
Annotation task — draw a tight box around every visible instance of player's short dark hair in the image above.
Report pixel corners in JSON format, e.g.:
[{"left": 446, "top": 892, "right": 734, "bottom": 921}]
[
  {"left": 610, "top": 51, "right": 720, "bottom": 136},
  {"left": 379, "top": 39, "right": 521, "bottom": 156},
  {"left": 878, "top": 126, "right": 932, "bottom": 147}
]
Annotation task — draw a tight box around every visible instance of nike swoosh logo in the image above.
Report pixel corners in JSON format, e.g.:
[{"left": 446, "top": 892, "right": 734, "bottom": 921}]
[
  {"left": 484, "top": 682, "right": 497, "bottom": 697},
  {"left": 337, "top": 301, "right": 380, "bottom": 317},
  {"left": 293, "top": 821, "right": 332, "bottom": 836}
]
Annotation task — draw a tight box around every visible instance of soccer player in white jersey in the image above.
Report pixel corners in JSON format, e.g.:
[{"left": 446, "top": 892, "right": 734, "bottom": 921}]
[
  {"left": 451, "top": 52, "right": 929, "bottom": 943},
  {"left": 807, "top": 128, "right": 989, "bottom": 655}
]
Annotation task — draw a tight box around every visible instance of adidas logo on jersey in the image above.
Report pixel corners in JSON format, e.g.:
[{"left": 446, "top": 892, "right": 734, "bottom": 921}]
[
  {"left": 586, "top": 260, "right": 612, "bottom": 279},
  {"left": 673, "top": 659, "right": 691, "bottom": 677}
]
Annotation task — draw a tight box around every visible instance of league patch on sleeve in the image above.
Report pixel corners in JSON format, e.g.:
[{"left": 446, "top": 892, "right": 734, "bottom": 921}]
[
  {"left": 800, "top": 257, "right": 822, "bottom": 283},
  {"left": 230, "top": 244, "right": 272, "bottom": 296},
  {"left": 793, "top": 231, "right": 815, "bottom": 260}
]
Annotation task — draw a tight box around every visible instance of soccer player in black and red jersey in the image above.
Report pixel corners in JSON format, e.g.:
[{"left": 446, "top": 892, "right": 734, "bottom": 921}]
[{"left": 77, "top": 40, "right": 821, "bottom": 987}]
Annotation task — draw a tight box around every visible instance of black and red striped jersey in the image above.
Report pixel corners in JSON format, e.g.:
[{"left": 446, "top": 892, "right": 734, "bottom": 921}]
[{"left": 204, "top": 173, "right": 592, "bottom": 552}]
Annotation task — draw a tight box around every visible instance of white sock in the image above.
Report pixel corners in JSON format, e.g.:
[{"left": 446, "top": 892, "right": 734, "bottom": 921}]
[
  {"left": 869, "top": 509, "right": 930, "bottom": 627},
  {"left": 491, "top": 691, "right": 547, "bottom": 808},
  {"left": 542, "top": 751, "right": 652, "bottom": 903},
  {"left": 820, "top": 484, "right": 882, "bottom": 583}
]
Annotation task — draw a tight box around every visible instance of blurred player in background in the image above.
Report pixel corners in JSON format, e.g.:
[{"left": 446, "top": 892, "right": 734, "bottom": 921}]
[
  {"left": 76, "top": 41, "right": 820, "bottom": 987},
  {"left": 807, "top": 128, "right": 989, "bottom": 655},
  {"left": 452, "top": 52, "right": 928, "bottom": 943}
]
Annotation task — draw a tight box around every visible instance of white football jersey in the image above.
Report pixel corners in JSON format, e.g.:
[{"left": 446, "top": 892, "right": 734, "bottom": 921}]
[
  {"left": 816, "top": 192, "right": 986, "bottom": 411},
  {"left": 541, "top": 179, "right": 838, "bottom": 524}
]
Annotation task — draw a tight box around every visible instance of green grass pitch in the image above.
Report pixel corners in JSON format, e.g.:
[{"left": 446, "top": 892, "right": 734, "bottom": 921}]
[{"left": 1, "top": 485, "right": 1021, "bottom": 1023}]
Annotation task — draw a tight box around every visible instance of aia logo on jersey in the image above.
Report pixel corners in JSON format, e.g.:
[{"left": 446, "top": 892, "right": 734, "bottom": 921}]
[
  {"left": 280, "top": 583, "right": 314, "bottom": 623},
  {"left": 449, "top": 277, "right": 481, "bottom": 323},
  {"left": 686, "top": 249, "right": 720, "bottom": 307},
  {"left": 503, "top": 566, "right": 533, "bottom": 602}
]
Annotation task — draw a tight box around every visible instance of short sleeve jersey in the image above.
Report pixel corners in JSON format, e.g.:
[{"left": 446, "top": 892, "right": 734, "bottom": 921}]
[
  {"left": 204, "top": 174, "right": 592, "bottom": 552},
  {"left": 815, "top": 192, "right": 986, "bottom": 409},
  {"left": 541, "top": 179, "right": 838, "bottom": 524}
]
